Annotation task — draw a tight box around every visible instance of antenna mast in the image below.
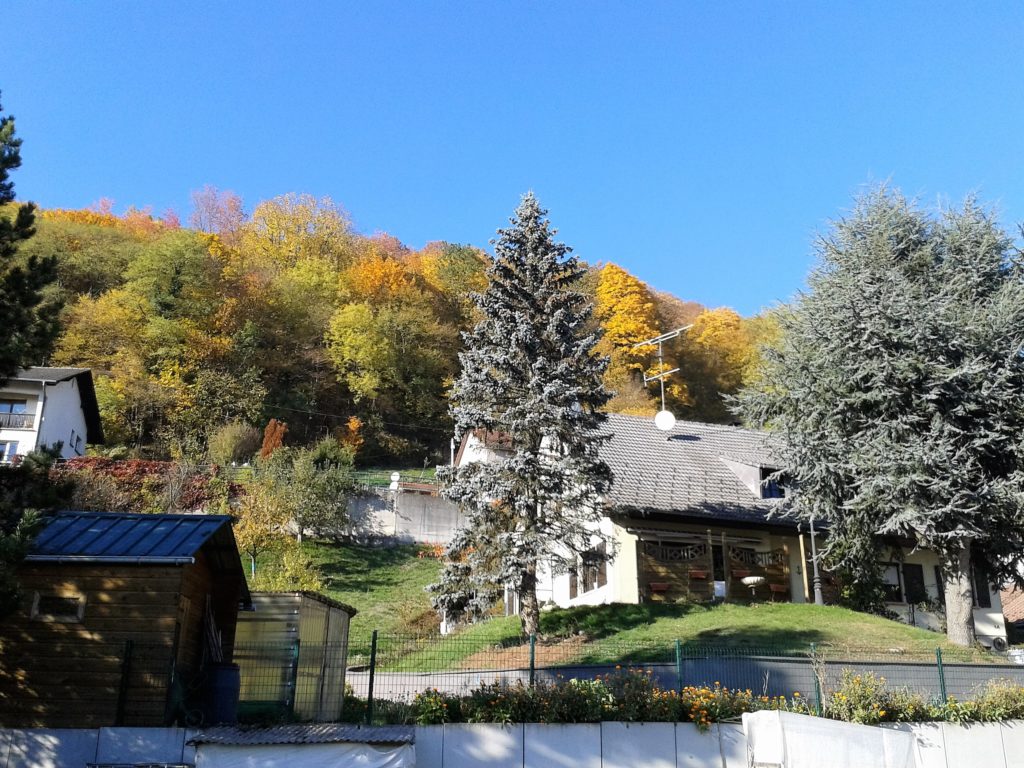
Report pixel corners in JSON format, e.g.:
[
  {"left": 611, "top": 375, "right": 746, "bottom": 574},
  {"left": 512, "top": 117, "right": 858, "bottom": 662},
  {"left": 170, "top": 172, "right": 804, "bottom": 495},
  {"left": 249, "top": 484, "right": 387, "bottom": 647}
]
[{"left": 633, "top": 325, "right": 691, "bottom": 430}]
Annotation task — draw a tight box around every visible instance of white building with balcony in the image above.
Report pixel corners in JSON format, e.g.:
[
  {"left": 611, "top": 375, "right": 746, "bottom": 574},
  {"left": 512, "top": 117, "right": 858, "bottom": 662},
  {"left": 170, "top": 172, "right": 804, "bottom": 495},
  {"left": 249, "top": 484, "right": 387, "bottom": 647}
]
[{"left": 0, "top": 367, "right": 104, "bottom": 462}]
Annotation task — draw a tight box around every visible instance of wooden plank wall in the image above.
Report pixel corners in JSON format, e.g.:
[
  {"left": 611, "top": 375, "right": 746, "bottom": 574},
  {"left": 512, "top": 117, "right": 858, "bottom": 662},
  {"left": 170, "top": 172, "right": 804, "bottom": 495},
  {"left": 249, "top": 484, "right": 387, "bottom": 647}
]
[{"left": 0, "top": 564, "right": 181, "bottom": 728}]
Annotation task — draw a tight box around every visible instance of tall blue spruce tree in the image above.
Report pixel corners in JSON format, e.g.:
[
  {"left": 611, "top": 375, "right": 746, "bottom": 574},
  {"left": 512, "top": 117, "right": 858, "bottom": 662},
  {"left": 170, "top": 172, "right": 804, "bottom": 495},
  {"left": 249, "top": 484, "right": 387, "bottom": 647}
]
[
  {"left": 430, "top": 193, "right": 612, "bottom": 635},
  {"left": 737, "top": 189, "right": 1024, "bottom": 646}
]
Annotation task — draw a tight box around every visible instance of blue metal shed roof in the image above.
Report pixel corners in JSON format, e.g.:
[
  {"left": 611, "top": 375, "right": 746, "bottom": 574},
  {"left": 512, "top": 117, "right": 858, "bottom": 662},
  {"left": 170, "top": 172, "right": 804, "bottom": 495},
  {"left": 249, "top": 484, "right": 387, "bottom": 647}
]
[{"left": 27, "top": 511, "right": 235, "bottom": 564}]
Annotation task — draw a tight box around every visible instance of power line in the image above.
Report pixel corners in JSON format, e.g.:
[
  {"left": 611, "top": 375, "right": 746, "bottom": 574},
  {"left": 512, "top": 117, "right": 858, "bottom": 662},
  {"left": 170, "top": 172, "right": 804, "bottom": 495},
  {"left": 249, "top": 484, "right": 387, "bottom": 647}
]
[{"left": 268, "top": 403, "right": 454, "bottom": 433}]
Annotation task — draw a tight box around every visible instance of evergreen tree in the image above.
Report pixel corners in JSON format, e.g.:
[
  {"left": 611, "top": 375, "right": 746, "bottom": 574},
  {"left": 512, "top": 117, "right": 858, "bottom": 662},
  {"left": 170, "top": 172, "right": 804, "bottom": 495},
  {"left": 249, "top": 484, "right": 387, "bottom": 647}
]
[
  {"left": 430, "top": 193, "right": 612, "bottom": 635},
  {"left": 736, "top": 189, "right": 1024, "bottom": 646},
  {"left": 0, "top": 95, "right": 60, "bottom": 381},
  {"left": 0, "top": 96, "right": 61, "bottom": 618}
]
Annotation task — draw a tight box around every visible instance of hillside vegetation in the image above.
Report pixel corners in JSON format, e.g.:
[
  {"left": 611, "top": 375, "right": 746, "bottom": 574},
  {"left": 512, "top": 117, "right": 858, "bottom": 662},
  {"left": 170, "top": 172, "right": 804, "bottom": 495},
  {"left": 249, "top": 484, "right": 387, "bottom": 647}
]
[{"left": 6, "top": 196, "right": 776, "bottom": 464}]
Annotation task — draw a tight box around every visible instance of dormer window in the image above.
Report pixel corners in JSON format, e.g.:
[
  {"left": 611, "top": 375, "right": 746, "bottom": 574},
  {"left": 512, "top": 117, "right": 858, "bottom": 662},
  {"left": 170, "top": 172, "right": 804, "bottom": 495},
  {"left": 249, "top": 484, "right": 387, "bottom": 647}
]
[{"left": 760, "top": 467, "right": 785, "bottom": 499}]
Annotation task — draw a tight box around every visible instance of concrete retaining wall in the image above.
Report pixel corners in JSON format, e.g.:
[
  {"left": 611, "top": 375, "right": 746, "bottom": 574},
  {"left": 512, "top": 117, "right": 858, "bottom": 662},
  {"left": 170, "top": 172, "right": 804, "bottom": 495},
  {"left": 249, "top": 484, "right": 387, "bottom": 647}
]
[
  {"left": 348, "top": 490, "right": 462, "bottom": 544},
  {"left": 0, "top": 727, "right": 195, "bottom": 768},
  {"left": 4, "top": 720, "right": 1024, "bottom": 767}
]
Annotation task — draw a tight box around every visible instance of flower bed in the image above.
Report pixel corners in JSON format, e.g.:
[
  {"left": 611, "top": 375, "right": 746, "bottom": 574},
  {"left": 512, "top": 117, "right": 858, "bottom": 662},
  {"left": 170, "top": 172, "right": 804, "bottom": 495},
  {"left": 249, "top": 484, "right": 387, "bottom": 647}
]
[{"left": 350, "top": 668, "right": 1024, "bottom": 731}]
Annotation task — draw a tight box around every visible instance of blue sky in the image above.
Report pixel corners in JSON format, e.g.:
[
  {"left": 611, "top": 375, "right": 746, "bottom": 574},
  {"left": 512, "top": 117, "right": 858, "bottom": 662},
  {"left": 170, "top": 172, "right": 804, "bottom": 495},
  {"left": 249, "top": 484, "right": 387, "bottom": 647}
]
[{"left": 5, "top": 2, "right": 1022, "bottom": 315}]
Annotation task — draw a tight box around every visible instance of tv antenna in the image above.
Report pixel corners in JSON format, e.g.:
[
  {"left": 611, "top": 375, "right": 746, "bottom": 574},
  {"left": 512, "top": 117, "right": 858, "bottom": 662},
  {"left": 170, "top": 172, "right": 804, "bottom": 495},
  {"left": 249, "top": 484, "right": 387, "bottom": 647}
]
[{"left": 633, "top": 325, "right": 691, "bottom": 431}]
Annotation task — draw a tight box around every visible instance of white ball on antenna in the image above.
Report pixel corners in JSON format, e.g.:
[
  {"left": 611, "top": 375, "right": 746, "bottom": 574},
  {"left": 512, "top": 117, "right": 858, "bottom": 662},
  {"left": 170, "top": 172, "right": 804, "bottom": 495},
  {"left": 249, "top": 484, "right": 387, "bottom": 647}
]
[{"left": 654, "top": 410, "right": 676, "bottom": 431}]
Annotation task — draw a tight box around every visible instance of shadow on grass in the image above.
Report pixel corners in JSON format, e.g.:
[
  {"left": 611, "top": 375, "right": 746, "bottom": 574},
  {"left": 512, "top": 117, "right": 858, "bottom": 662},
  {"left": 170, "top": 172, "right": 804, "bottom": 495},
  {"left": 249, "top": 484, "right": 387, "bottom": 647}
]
[{"left": 539, "top": 602, "right": 696, "bottom": 640}]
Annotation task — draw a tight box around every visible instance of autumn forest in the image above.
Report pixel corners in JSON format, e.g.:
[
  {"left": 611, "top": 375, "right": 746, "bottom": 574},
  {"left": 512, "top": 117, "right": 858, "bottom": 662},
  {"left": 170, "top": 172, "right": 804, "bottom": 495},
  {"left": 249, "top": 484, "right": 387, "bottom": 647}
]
[{"left": 8, "top": 189, "right": 777, "bottom": 466}]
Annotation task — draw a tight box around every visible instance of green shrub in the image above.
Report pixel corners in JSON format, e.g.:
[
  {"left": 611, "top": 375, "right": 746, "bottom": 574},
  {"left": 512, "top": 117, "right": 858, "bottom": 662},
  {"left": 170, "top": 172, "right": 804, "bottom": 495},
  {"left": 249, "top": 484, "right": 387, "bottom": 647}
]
[{"left": 825, "top": 671, "right": 931, "bottom": 724}]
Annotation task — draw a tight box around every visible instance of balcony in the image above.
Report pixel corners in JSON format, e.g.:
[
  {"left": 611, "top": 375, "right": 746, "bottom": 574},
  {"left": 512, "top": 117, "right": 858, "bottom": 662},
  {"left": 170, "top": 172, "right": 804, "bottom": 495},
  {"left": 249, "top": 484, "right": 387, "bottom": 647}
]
[{"left": 0, "top": 412, "right": 33, "bottom": 429}]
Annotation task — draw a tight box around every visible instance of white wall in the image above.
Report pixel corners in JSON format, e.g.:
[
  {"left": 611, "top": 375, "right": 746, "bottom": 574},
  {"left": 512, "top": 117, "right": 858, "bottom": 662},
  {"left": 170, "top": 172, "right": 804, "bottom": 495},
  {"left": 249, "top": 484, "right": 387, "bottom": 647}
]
[{"left": 36, "top": 379, "right": 89, "bottom": 459}]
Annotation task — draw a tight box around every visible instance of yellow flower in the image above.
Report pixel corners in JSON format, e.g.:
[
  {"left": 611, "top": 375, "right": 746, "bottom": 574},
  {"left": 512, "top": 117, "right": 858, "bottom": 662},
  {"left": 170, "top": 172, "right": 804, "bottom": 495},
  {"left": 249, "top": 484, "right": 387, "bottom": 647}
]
[{"left": 793, "top": 692, "right": 801, "bottom": 697}]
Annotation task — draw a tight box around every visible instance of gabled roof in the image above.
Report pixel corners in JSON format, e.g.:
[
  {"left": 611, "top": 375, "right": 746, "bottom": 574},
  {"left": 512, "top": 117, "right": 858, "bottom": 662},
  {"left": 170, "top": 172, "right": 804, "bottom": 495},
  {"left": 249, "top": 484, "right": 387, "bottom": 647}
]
[
  {"left": 597, "top": 413, "right": 791, "bottom": 528},
  {"left": 28, "top": 511, "right": 236, "bottom": 564},
  {"left": 5, "top": 367, "right": 104, "bottom": 444},
  {"left": 12, "top": 367, "right": 93, "bottom": 384},
  {"left": 27, "top": 511, "right": 251, "bottom": 605}
]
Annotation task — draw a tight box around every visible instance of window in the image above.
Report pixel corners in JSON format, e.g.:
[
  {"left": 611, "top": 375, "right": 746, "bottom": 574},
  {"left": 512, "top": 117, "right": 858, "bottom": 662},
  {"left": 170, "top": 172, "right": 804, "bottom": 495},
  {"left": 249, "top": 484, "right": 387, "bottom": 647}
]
[
  {"left": 902, "top": 563, "right": 928, "bottom": 604},
  {"left": 0, "top": 442, "right": 17, "bottom": 463},
  {"left": 972, "top": 562, "right": 992, "bottom": 609},
  {"left": 0, "top": 400, "right": 30, "bottom": 429},
  {"left": 882, "top": 563, "right": 903, "bottom": 602},
  {"left": 881, "top": 562, "right": 929, "bottom": 604},
  {"left": 570, "top": 543, "right": 608, "bottom": 598},
  {"left": 760, "top": 467, "right": 785, "bottom": 499},
  {"left": 31, "top": 592, "right": 86, "bottom": 622}
]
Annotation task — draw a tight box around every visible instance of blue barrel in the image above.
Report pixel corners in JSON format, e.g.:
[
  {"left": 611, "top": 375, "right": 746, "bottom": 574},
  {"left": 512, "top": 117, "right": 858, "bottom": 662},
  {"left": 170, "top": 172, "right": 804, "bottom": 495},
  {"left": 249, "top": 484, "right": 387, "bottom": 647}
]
[{"left": 207, "top": 663, "right": 241, "bottom": 724}]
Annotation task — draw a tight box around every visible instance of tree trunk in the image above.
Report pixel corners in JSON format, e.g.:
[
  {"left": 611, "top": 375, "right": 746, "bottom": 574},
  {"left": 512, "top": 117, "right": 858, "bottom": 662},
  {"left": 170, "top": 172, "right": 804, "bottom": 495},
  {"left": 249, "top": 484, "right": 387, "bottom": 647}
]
[
  {"left": 249, "top": 554, "right": 256, "bottom": 578},
  {"left": 519, "top": 564, "right": 540, "bottom": 637},
  {"left": 943, "top": 544, "right": 977, "bottom": 647}
]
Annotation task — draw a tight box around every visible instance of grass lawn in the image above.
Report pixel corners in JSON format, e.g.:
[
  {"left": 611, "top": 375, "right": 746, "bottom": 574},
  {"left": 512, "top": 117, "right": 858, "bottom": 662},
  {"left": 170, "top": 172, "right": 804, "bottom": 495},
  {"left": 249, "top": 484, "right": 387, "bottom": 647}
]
[
  {"left": 302, "top": 540, "right": 442, "bottom": 655},
  {"left": 385, "top": 602, "right": 995, "bottom": 671},
  {"left": 295, "top": 542, "right": 993, "bottom": 671}
]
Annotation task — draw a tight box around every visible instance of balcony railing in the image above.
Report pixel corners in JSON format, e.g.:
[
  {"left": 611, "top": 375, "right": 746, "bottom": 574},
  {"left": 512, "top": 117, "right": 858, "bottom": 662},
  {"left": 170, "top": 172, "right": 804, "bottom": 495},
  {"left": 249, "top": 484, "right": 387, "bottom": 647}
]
[{"left": 0, "top": 412, "right": 33, "bottom": 429}]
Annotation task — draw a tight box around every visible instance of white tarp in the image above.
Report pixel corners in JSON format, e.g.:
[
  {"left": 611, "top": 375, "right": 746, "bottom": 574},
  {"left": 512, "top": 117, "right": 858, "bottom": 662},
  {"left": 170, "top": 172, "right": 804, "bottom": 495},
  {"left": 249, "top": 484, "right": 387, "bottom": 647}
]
[
  {"left": 195, "top": 743, "right": 414, "bottom": 768},
  {"left": 742, "top": 711, "right": 920, "bottom": 768}
]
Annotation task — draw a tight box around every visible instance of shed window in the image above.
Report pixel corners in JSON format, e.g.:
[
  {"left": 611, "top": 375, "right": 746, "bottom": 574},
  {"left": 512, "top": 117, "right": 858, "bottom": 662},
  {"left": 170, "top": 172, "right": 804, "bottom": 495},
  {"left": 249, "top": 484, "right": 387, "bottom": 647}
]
[{"left": 31, "top": 593, "right": 86, "bottom": 622}]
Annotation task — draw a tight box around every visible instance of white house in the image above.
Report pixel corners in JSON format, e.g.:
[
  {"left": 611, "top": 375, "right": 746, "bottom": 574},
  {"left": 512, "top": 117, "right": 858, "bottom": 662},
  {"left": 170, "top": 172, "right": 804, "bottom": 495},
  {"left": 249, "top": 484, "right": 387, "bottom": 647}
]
[
  {"left": 455, "top": 412, "right": 1008, "bottom": 648},
  {"left": 0, "top": 367, "right": 104, "bottom": 462}
]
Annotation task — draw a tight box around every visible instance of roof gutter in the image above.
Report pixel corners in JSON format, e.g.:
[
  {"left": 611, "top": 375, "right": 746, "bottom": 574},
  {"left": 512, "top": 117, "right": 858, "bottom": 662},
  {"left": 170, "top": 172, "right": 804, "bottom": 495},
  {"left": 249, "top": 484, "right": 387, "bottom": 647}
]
[{"left": 25, "top": 555, "right": 196, "bottom": 565}]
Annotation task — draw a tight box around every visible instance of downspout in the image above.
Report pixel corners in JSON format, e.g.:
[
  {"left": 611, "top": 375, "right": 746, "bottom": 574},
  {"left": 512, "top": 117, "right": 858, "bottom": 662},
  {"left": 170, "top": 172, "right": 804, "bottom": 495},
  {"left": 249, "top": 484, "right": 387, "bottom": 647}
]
[{"left": 32, "top": 382, "right": 47, "bottom": 453}]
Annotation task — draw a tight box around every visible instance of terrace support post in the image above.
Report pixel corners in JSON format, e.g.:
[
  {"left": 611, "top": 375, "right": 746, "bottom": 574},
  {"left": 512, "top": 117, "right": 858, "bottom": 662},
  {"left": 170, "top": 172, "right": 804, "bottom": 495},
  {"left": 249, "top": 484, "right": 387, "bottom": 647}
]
[
  {"left": 529, "top": 633, "right": 536, "bottom": 687},
  {"left": 936, "top": 647, "right": 947, "bottom": 702},
  {"left": 675, "top": 639, "right": 683, "bottom": 694},
  {"left": 116, "top": 639, "right": 133, "bottom": 726},
  {"left": 808, "top": 519, "right": 824, "bottom": 605},
  {"left": 721, "top": 532, "right": 729, "bottom": 600},
  {"left": 365, "top": 630, "right": 378, "bottom": 725}
]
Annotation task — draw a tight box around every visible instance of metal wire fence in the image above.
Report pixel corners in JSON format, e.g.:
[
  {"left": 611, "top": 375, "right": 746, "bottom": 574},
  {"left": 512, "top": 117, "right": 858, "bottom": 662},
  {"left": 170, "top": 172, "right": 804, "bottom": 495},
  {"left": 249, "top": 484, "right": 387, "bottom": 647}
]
[{"left": 230, "top": 632, "right": 1024, "bottom": 724}]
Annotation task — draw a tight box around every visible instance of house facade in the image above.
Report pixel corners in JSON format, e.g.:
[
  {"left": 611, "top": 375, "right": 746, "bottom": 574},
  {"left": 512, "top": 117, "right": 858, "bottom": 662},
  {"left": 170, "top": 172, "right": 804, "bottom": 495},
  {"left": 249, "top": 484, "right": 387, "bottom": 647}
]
[
  {"left": 0, "top": 367, "right": 104, "bottom": 462},
  {"left": 456, "top": 413, "right": 1008, "bottom": 648}
]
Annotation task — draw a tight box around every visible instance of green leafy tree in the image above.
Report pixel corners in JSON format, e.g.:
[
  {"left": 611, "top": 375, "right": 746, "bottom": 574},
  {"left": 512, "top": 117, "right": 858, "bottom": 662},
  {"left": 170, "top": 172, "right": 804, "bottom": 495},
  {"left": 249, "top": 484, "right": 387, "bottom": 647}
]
[
  {"left": 0, "top": 448, "right": 73, "bottom": 616},
  {"left": 736, "top": 189, "right": 1024, "bottom": 646},
  {"left": 430, "top": 193, "right": 612, "bottom": 635}
]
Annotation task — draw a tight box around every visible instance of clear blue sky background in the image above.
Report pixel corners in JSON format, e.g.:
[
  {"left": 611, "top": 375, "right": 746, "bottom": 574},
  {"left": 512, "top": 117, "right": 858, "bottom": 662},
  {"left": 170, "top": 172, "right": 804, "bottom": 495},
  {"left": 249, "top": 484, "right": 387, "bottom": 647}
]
[{"left": 5, "top": 2, "right": 1022, "bottom": 315}]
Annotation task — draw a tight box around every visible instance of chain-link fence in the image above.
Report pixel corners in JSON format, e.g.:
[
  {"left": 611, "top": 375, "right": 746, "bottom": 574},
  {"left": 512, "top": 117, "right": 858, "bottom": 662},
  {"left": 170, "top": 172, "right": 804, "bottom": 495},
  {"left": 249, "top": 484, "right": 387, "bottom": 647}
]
[{"left": 338, "top": 633, "right": 1024, "bottom": 723}]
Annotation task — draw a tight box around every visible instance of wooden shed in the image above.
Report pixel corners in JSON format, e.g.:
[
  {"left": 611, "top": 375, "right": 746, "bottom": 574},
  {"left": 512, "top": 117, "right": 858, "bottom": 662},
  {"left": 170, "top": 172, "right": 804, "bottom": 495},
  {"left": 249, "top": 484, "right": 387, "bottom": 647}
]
[
  {"left": 235, "top": 592, "right": 356, "bottom": 722},
  {"left": 0, "top": 511, "right": 250, "bottom": 728}
]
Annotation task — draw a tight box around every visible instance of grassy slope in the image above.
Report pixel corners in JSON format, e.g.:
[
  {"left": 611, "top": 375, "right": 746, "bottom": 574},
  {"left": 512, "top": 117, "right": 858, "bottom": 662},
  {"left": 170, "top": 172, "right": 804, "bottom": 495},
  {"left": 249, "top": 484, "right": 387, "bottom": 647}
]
[
  {"left": 440, "top": 602, "right": 988, "bottom": 667},
  {"left": 303, "top": 541, "right": 442, "bottom": 654},
  {"left": 300, "top": 543, "right": 991, "bottom": 670}
]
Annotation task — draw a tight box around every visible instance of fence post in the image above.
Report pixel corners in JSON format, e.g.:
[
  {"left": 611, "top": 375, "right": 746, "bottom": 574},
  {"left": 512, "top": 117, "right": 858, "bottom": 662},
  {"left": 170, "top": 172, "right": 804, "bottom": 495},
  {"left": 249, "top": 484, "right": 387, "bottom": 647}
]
[
  {"left": 286, "top": 639, "right": 301, "bottom": 717},
  {"left": 675, "top": 639, "right": 684, "bottom": 693},
  {"left": 116, "top": 639, "right": 133, "bottom": 726},
  {"left": 365, "top": 630, "right": 378, "bottom": 725},
  {"left": 936, "top": 647, "right": 947, "bottom": 702},
  {"left": 810, "top": 642, "right": 823, "bottom": 717},
  {"left": 529, "top": 633, "right": 536, "bottom": 687}
]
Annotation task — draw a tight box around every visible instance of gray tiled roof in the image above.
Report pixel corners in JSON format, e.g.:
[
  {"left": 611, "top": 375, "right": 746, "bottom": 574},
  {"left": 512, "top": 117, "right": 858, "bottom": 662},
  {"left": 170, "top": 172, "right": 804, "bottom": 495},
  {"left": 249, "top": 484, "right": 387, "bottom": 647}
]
[
  {"left": 188, "top": 725, "right": 414, "bottom": 746},
  {"left": 12, "top": 366, "right": 92, "bottom": 383},
  {"left": 598, "top": 413, "right": 790, "bottom": 527}
]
